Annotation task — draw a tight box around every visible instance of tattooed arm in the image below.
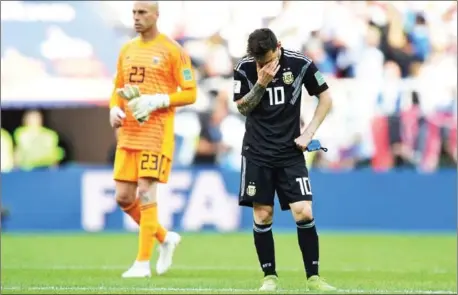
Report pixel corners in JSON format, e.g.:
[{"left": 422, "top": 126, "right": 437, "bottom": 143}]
[
  {"left": 234, "top": 59, "right": 279, "bottom": 116},
  {"left": 235, "top": 83, "right": 266, "bottom": 116},
  {"left": 233, "top": 57, "right": 279, "bottom": 116}
]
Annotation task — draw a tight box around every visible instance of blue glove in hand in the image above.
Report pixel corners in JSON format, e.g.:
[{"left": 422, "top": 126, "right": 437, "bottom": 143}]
[{"left": 305, "top": 139, "right": 328, "bottom": 152}]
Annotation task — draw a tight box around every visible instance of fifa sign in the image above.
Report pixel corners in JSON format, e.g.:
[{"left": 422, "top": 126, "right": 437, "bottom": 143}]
[{"left": 81, "top": 170, "right": 241, "bottom": 232}]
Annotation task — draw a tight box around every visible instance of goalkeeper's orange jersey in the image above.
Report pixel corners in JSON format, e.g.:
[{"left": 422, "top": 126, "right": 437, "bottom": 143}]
[{"left": 110, "top": 34, "right": 196, "bottom": 155}]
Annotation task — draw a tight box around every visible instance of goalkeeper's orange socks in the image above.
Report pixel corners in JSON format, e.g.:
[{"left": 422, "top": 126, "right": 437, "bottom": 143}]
[
  {"left": 156, "top": 223, "right": 168, "bottom": 243},
  {"left": 136, "top": 203, "right": 158, "bottom": 261},
  {"left": 120, "top": 198, "right": 141, "bottom": 224},
  {"left": 121, "top": 198, "right": 168, "bottom": 243}
]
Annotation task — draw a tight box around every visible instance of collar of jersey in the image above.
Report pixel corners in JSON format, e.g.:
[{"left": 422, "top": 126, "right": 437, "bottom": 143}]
[
  {"left": 279, "top": 47, "right": 286, "bottom": 64},
  {"left": 135, "top": 33, "right": 164, "bottom": 48}
]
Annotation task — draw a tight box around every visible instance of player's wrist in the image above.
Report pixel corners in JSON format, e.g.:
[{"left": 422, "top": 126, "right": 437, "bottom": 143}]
[
  {"left": 110, "top": 106, "right": 123, "bottom": 116},
  {"left": 143, "top": 94, "right": 170, "bottom": 111},
  {"left": 160, "top": 94, "right": 170, "bottom": 108},
  {"left": 304, "top": 120, "right": 320, "bottom": 136},
  {"left": 255, "top": 80, "right": 268, "bottom": 88},
  {"left": 303, "top": 129, "right": 315, "bottom": 137}
]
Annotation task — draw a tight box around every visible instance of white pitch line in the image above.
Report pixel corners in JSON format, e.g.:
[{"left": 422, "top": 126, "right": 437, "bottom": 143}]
[
  {"left": 1, "top": 286, "right": 456, "bottom": 294},
  {"left": 1, "top": 264, "right": 450, "bottom": 274}
]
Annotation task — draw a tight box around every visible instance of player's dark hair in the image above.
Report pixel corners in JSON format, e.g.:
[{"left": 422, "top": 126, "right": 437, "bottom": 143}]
[{"left": 247, "top": 28, "right": 278, "bottom": 60}]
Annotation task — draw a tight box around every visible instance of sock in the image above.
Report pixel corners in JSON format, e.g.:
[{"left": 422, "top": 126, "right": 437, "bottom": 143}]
[
  {"left": 121, "top": 198, "right": 167, "bottom": 244},
  {"left": 296, "top": 219, "right": 319, "bottom": 278},
  {"left": 136, "top": 203, "right": 158, "bottom": 261},
  {"left": 156, "top": 224, "right": 168, "bottom": 244},
  {"left": 120, "top": 198, "right": 141, "bottom": 224},
  {"left": 253, "top": 222, "right": 277, "bottom": 277},
  {"left": 148, "top": 204, "right": 167, "bottom": 243}
]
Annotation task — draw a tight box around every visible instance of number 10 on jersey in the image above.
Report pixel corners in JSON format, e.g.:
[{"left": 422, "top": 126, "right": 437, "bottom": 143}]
[{"left": 267, "top": 86, "right": 285, "bottom": 106}]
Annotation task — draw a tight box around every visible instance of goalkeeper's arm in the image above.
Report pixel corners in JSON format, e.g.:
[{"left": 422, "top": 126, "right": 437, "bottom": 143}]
[{"left": 109, "top": 87, "right": 126, "bottom": 128}]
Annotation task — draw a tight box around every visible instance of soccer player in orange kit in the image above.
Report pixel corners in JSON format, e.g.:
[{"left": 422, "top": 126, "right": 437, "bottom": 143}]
[{"left": 109, "top": 1, "right": 197, "bottom": 278}]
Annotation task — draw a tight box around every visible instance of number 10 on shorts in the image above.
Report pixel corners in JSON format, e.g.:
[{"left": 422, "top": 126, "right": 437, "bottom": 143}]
[{"left": 296, "top": 177, "right": 312, "bottom": 195}]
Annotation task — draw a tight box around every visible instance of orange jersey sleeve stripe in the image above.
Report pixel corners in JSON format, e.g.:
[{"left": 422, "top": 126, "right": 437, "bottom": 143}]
[{"left": 169, "top": 89, "right": 197, "bottom": 107}]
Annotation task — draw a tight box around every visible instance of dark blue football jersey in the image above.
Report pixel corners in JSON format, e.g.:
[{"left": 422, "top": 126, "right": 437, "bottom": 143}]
[{"left": 233, "top": 48, "right": 329, "bottom": 167}]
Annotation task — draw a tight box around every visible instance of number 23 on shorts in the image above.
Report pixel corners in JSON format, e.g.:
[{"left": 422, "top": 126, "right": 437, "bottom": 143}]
[{"left": 139, "top": 151, "right": 163, "bottom": 179}]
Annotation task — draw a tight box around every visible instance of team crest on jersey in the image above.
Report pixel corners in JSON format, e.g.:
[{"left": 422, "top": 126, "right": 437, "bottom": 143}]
[
  {"left": 246, "top": 183, "right": 256, "bottom": 197},
  {"left": 152, "top": 56, "right": 160, "bottom": 65},
  {"left": 282, "top": 71, "right": 294, "bottom": 84}
]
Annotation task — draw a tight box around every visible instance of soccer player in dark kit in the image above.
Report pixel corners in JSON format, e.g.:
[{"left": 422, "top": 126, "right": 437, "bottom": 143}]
[{"left": 233, "top": 28, "right": 335, "bottom": 292}]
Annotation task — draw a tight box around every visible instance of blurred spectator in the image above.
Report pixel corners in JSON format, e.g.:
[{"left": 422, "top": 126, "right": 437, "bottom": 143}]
[
  {"left": 1, "top": 128, "right": 14, "bottom": 173},
  {"left": 413, "top": 38, "right": 457, "bottom": 171},
  {"left": 353, "top": 26, "right": 385, "bottom": 84},
  {"left": 372, "top": 61, "right": 416, "bottom": 170},
  {"left": 408, "top": 13, "right": 431, "bottom": 62},
  {"left": 193, "top": 92, "right": 230, "bottom": 165},
  {"left": 13, "top": 110, "right": 64, "bottom": 171},
  {"left": 381, "top": 61, "right": 411, "bottom": 168},
  {"left": 378, "top": 4, "right": 417, "bottom": 78},
  {"left": 305, "top": 38, "right": 337, "bottom": 76}
]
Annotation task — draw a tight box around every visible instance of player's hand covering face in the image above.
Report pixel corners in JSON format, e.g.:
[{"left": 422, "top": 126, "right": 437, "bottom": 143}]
[{"left": 256, "top": 59, "right": 281, "bottom": 87}]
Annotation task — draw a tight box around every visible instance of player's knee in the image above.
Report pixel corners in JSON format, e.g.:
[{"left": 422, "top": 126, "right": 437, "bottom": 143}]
[
  {"left": 253, "top": 204, "right": 274, "bottom": 225},
  {"left": 116, "top": 191, "right": 135, "bottom": 208},
  {"left": 137, "top": 187, "right": 152, "bottom": 204},
  {"left": 290, "top": 201, "right": 313, "bottom": 222},
  {"left": 115, "top": 181, "right": 137, "bottom": 208},
  {"left": 137, "top": 179, "right": 158, "bottom": 204}
]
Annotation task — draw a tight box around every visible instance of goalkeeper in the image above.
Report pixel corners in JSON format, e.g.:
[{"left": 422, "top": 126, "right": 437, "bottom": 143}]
[{"left": 108, "top": 0, "right": 197, "bottom": 279}]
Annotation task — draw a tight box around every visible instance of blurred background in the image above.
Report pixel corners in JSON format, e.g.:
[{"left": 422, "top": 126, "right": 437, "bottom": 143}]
[
  {"left": 1, "top": 1, "right": 456, "bottom": 293},
  {"left": 1, "top": 0, "right": 457, "bottom": 236}
]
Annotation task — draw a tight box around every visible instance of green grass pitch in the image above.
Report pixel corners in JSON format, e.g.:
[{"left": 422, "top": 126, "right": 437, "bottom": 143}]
[{"left": 1, "top": 232, "right": 456, "bottom": 294}]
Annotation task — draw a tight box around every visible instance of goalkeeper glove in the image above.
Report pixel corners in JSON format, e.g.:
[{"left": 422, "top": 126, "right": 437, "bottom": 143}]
[
  {"left": 305, "top": 139, "right": 328, "bottom": 152},
  {"left": 127, "top": 94, "right": 170, "bottom": 123},
  {"left": 116, "top": 84, "right": 150, "bottom": 123},
  {"left": 116, "top": 84, "right": 141, "bottom": 101}
]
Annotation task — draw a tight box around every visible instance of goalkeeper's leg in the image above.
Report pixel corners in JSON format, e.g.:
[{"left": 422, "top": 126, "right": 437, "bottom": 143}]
[
  {"left": 121, "top": 179, "right": 158, "bottom": 278},
  {"left": 121, "top": 177, "right": 181, "bottom": 278},
  {"left": 118, "top": 195, "right": 169, "bottom": 244},
  {"left": 115, "top": 180, "right": 154, "bottom": 278},
  {"left": 114, "top": 149, "right": 179, "bottom": 278}
]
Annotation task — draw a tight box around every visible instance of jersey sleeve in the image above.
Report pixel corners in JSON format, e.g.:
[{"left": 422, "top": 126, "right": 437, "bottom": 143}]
[
  {"left": 302, "top": 61, "right": 329, "bottom": 97},
  {"left": 233, "top": 68, "right": 250, "bottom": 101},
  {"left": 172, "top": 48, "right": 196, "bottom": 90}
]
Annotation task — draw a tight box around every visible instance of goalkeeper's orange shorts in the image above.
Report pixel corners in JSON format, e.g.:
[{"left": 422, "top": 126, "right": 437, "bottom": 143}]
[{"left": 113, "top": 148, "right": 172, "bottom": 183}]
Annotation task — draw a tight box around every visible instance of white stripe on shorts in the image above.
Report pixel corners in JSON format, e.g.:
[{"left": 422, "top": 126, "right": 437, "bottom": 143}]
[{"left": 240, "top": 156, "right": 246, "bottom": 197}]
